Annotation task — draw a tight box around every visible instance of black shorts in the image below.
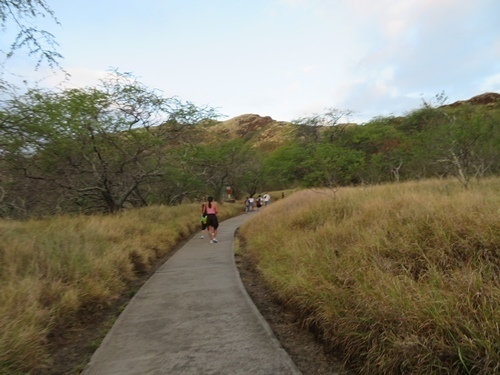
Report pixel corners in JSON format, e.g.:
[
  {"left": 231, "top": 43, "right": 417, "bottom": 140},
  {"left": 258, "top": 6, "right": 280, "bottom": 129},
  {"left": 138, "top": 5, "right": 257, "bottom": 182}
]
[{"left": 206, "top": 214, "right": 219, "bottom": 230}]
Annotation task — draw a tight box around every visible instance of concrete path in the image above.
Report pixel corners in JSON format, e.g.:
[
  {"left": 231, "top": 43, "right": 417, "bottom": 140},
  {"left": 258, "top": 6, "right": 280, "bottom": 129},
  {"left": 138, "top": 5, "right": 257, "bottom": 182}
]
[{"left": 82, "top": 214, "right": 301, "bottom": 375}]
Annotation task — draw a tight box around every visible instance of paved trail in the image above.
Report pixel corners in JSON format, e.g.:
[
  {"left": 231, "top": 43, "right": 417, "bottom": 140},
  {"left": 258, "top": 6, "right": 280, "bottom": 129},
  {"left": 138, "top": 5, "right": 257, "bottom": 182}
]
[{"left": 82, "top": 214, "right": 301, "bottom": 375}]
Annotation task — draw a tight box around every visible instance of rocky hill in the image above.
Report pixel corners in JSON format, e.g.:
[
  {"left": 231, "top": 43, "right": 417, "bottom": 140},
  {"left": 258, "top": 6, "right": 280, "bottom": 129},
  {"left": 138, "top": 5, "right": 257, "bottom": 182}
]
[
  {"left": 208, "top": 114, "right": 296, "bottom": 151},
  {"left": 197, "top": 92, "right": 499, "bottom": 151},
  {"left": 442, "top": 92, "right": 500, "bottom": 108}
]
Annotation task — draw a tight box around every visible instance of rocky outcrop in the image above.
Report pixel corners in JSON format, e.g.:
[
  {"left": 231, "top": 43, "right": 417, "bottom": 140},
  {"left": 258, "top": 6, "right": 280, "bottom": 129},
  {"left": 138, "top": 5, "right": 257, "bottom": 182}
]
[
  {"left": 443, "top": 92, "right": 500, "bottom": 108},
  {"left": 207, "top": 114, "right": 294, "bottom": 151},
  {"left": 219, "top": 114, "right": 275, "bottom": 137}
]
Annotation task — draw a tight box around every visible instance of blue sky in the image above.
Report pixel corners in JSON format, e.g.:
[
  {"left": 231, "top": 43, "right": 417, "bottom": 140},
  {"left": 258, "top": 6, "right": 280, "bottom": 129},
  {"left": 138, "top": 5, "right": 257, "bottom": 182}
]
[{"left": 2, "top": 0, "right": 499, "bottom": 123}]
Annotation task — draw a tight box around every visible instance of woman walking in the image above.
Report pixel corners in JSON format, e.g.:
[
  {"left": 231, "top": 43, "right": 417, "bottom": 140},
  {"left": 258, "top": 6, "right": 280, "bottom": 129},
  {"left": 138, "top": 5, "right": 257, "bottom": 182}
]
[{"left": 204, "top": 196, "right": 219, "bottom": 243}]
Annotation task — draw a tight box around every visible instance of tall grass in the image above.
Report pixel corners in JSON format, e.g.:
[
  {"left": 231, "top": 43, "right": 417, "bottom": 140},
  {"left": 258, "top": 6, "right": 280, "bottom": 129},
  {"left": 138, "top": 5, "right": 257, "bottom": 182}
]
[
  {"left": 239, "top": 178, "right": 500, "bottom": 374},
  {"left": 0, "top": 202, "right": 242, "bottom": 374}
]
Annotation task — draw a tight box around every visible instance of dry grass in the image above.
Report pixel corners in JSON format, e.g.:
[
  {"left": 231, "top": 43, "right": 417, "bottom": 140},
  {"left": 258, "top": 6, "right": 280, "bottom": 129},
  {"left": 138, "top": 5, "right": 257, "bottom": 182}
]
[
  {"left": 239, "top": 178, "right": 500, "bottom": 374},
  {"left": 0, "top": 202, "right": 242, "bottom": 374}
]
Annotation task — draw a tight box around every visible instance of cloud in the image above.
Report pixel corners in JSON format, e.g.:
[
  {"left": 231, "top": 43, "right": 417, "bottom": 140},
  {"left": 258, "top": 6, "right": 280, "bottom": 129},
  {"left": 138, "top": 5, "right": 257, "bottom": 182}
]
[{"left": 2, "top": 0, "right": 498, "bottom": 124}]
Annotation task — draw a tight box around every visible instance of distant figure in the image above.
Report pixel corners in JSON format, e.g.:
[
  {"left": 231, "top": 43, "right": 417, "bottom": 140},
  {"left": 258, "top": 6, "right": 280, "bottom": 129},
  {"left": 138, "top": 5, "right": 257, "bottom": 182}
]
[
  {"left": 248, "top": 196, "right": 255, "bottom": 211},
  {"left": 200, "top": 201, "right": 208, "bottom": 238},
  {"left": 204, "top": 196, "right": 219, "bottom": 243},
  {"left": 256, "top": 195, "right": 262, "bottom": 211},
  {"left": 282, "top": 192, "right": 285, "bottom": 199},
  {"left": 244, "top": 197, "right": 250, "bottom": 213},
  {"left": 263, "top": 192, "right": 270, "bottom": 206}
]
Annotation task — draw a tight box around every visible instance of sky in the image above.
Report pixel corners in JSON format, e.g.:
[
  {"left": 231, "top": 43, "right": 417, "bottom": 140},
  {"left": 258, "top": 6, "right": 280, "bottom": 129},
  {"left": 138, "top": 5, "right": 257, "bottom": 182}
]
[{"left": 1, "top": 0, "right": 499, "bottom": 123}]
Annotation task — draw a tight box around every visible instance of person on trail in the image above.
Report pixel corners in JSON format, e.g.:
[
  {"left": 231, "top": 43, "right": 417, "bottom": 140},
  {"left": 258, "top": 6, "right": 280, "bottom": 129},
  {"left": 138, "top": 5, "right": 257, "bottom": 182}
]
[
  {"left": 263, "top": 192, "right": 270, "bottom": 206},
  {"left": 244, "top": 197, "right": 250, "bottom": 213},
  {"left": 204, "top": 196, "right": 219, "bottom": 243},
  {"left": 248, "top": 196, "right": 255, "bottom": 211},
  {"left": 200, "top": 201, "right": 208, "bottom": 238},
  {"left": 256, "top": 194, "right": 262, "bottom": 211}
]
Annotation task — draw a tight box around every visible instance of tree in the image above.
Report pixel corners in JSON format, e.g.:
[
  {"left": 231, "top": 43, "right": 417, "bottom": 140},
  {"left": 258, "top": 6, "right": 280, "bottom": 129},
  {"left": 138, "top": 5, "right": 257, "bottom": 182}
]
[
  {"left": 345, "top": 117, "right": 410, "bottom": 183},
  {"left": 191, "top": 138, "right": 257, "bottom": 200},
  {"left": 0, "top": 0, "right": 62, "bottom": 69},
  {"left": 300, "top": 143, "right": 365, "bottom": 188},
  {"left": 0, "top": 71, "right": 219, "bottom": 216},
  {"left": 261, "top": 141, "right": 310, "bottom": 189},
  {"left": 292, "top": 107, "right": 354, "bottom": 145},
  {"left": 400, "top": 98, "right": 500, "bottom": 188},
  {"left": 434, "top": 104, "right": 500, "bottom": 187}
]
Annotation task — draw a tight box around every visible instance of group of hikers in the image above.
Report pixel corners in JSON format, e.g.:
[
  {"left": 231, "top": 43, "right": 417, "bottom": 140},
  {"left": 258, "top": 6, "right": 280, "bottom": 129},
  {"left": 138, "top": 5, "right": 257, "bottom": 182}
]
[
  {"left": 199, "top": 192, "right": 284, "bottom": 244},
  {"left": 243, "top": 192, "right": 271, "bottom": 213}
]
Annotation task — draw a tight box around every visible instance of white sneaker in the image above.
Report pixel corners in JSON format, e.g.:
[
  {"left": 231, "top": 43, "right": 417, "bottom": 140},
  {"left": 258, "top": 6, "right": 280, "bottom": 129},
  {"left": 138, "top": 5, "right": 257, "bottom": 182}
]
[
  {"left": 212, "top": 238, "right": 218, "bottom": 243},
  {"left": 210, "top": 240, "right": 214, "bottom": 243},
  {"left": 201, "top": 235, "right": 204, "bottom": 239}
]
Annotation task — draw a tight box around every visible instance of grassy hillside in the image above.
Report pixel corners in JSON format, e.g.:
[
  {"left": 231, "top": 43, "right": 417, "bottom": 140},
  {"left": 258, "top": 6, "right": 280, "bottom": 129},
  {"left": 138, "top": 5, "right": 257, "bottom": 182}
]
[
  {"left": 238, "top": 177, "right": 500, "bottom": 374},
  {"left": 1, "top": 168, "right": 499, "bottom": 374},
  {"left": 203, "top": 92, "right": 500, "bottom": 150},
  {"left": 205, "top": 113, "right": 296, "bottom": 151},
  {"left": 0, "top": 202, "right": 243, "bottom": 374}
]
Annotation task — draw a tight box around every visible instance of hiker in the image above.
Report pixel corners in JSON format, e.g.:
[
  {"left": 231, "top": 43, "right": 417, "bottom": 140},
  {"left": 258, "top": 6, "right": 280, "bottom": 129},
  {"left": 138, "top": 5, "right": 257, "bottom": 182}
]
[
  {"left": 256, "top": 195, "right": 262, "bottom": 211},
  {"left": 263, "top": 192, "right": 270, "bottom": 206},
  {"left": 248, "top": 196, "right": 255, "bottom": 211},
  {"left": 244, "top": 197, "right": 250, "bottom": 213},
  {"left": 204, "top": 196, "right": 219, "bottom": 243}
]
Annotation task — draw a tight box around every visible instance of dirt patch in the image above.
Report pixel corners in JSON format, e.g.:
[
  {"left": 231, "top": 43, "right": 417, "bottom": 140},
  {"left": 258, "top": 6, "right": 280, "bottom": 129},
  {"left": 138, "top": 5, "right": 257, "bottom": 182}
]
[{"left": 234, "top": 241, "right": 349, "bottom": 375}]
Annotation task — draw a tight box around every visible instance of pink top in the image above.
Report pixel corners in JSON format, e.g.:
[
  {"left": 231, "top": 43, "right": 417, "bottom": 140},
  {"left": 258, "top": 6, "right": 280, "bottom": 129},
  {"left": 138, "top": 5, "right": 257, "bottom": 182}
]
[{"left": 206, "top": 205, "right": 217, "bottom": 214}]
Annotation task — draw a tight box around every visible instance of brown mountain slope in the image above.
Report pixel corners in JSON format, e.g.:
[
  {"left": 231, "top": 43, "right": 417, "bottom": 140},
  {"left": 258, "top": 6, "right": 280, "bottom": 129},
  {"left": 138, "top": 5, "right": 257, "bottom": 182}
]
[
  {"left": 197, "top": 92, "right": 499, "bottom": 150},
  {"left": 443, "top": 92, "right": 500, "bottom": 108},
  {"left": 208, "top": 114, "right": 296, "bottom": 151}
]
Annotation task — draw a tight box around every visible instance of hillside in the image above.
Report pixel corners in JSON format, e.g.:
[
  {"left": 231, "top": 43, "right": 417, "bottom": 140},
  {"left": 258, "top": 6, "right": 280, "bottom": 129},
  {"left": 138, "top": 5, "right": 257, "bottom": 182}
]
[
  {"left": 208, "top": 113, "right": 296, "bottom": 151},
  {"left": 442, "top": 92, "right": 500, "bottom": 108},
  {"left": 203, "top": 92, "right": 500, "bottom": 150}
]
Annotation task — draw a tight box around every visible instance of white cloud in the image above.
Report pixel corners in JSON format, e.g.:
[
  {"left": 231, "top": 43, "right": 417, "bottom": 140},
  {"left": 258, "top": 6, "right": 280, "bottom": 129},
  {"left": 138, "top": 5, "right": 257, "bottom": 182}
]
[{"left": 2, "top": 0, "right": 498, "bottom": 123}]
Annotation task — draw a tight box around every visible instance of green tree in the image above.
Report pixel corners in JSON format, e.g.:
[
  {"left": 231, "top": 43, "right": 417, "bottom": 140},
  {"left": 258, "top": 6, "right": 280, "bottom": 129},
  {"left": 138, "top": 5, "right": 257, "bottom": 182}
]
[
  {"left": 346, "top": 117, "right": 410, "bottom": 183},
  {"left": 433, "top": 104, "right": 500, "bottom": 187},
  {"left": 397, "top": 106, "right": 450, "bottom": 179},
  {"left": 0, "top": 71, "right": 218, "bottom": 216},
  {"left": 300, "top": 143, "right": 365, "bottom": 187},
  {"left": 0, "top": 0, "right": 62, "bottom": 69},
  {"left": 292, "top": 107, "right": 354, "bottom": 145},
  {"left": 400, "top": 99, "right": 500, "bottom": 187},
  {"left": 261, "top": 141, "right": 310, "bottom": 189},
  {"left": 191, "top": 138, "right": 257, "bottom": 200}
]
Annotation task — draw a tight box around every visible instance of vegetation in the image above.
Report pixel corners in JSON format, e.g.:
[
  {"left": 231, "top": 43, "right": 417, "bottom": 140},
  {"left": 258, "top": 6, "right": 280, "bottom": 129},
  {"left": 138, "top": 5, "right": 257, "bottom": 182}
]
[
  {"left": 260, "top": 94, "right": 500, "bottom": 191},
  {"left": 0, "top": 0, "right": 62, "bottom": 74},
  {"left": 238, "top": 178, "right": 500, "bottom": 374},
  {"left": 0, "top": 70, "right": 223, "bottom": 217},
  {"left": 2, "top": 3, "right": 498, "bottom": 374},
  {"left": 2, "top": 88, "right": 499, "bottom": 219},
  {"left": 0, "top": 202, "right": 242, "bottom": 374}
]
